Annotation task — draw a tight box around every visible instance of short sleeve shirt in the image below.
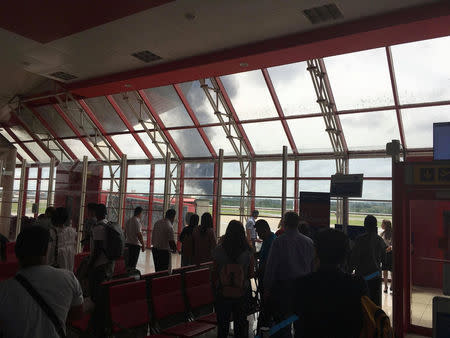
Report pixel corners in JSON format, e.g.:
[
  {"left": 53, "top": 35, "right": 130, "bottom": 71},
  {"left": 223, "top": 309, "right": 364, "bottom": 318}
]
[
  {"left": 125, "top": 216, "right": 142, "bottom": 246},
  {"left": 245, "top": 217, "right": 257, "bottom": 240},
  {"left": 0, "top": 265, "right": 83, "bottom": 338},
  {"left": 152, "top": 218, "right": 174, "bottom": 251}
]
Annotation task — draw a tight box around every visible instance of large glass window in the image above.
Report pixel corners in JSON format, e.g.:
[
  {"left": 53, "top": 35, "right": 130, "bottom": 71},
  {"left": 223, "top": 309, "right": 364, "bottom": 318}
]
[
  {"left": 84, "top": 96, "right": 128, "bottom": 133},
  {"left": 242, "top": 121, "right": 291, "bottom": 154},
  {"left": 288, "top": 117, "right": 333, "bottom": 152},
  {"left": 169, "top": 129, "right": 210, "bottom": 157}
]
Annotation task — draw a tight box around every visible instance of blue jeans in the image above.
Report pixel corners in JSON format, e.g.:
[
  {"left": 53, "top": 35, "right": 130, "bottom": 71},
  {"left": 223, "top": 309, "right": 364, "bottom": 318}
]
[{"left": 215, "top": 296, "right": 248, "bottom": 338}]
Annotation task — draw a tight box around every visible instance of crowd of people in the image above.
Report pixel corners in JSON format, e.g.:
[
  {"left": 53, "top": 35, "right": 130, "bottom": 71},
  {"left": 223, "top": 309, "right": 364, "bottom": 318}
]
[{"left": 0, "top": 201, "right": 393, "bottom": 338}]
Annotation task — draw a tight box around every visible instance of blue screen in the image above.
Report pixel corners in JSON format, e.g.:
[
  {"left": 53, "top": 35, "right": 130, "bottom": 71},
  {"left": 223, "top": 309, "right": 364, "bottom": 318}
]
[{"left": 434, "top": 123, "right": 450, "bottom": 160}]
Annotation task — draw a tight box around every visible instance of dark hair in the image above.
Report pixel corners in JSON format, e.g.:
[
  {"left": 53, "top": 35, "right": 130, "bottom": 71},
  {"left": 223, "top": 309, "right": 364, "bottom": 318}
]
[
  {"left": 364, "top": 215, "right": 378, "bottom": 233},
  {"left": 252, "top": 210, "right": 259, "bottom": 218},
  {"left": 87, "top": 203, "right": 97, "bottom": 212},
  {"left": 165, "top": 209, "right": 176, "bottom": 220},
  {"left": 45, "top": 206, "right": 56, "bottom": 218},
  {"left": 200, "top": 212, "right": 213, "bottom": 235},
  {"left": 96, "top": 204, "right": 107, "bottom": 220},
  {"left": 189, "top": 214, "right": 199, "bottom": 227},
  {"left": 15, "top": 226, "right": 50, "bottom": 261},
  {"left": 134, "top": 206, "right": 143, "bottom": 217},
  {"left": 316, "top": 228, "right": 350, "bottom": 266},
  {"left": 255, "top": 219, "right": 270, "bottom": 232},
  {"left": 382, "top": 220, "right": 392, "bottom": 241},
  {"left": 221, "top": 220, "right": 251, "bottom": 262},
  {"left": 51, "top": 207, "right": 69, "bottom": 227},
  {"left": 298, "top": 222, "right": 310, "bottom": 238},
  {"left": 284, "top": 211, "right": 299, "bottom": 230}
]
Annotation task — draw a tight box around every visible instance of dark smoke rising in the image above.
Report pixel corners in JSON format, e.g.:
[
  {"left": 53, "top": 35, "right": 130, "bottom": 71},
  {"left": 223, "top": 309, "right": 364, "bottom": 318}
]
[{"left": 184, "top": 163, "right": 214, "bottom": 195}]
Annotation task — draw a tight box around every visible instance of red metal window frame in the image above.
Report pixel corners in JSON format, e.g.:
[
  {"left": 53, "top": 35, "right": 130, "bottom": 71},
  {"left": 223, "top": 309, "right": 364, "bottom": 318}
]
[
  {"left": 261, "top": 68, "right": 299, "bottom": 155},
  {"left": 173, "top": 84, "right": 217, "bottom": 158},
  {"left": 26, "top": 105, "right": 78, "bottom": 161},
  {"left": 16, "top": 153, "right": 24, "bottom": 162},
  {"left": 137, "top": 89, "right": 183, "bottom": 159},
  {"left": 52, "top": 104, "right": 102, "bottom": 161},
  {"left": 2, "top": 125, "right": 38, "bottom": 162},
  {"left": 106, "top": 95, "right": 154, "bottom": 160},
  {"left": 78, "top": 99, "right": 124, "bottom": 158}
]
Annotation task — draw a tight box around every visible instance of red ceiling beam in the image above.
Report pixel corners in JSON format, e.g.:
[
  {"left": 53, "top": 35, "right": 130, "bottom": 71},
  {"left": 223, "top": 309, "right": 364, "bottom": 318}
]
[
  {"left": 173, "top": 84, "right": 217, "bottom": 158},
  {"left": 385, "top": 46, "right": 407, "bottom": 150},
  {"left": 106, "top": 95, "right": 154, "bottom": 160},
  {"left": 261, "top": 68, "right": 299, "bottom": 155},
  {"left": 25, "top": 105, "right": 78, "bottom": 161},
  {"left": 16, "top": 153, "right": 24, "bottom": 162},
  {"left": 137, "top": 89, "right": 183, "bottom": 159},
  {"left": 215, "top": 77, "right": 255, "bottom": 157},
  {"left": 78, "top": 99, "right": 124, "bottom": 158},
  {"left": 52, "top": 104, "right": 102, "bottom": 161},
  {"left": 66, "top": 2, "right": 450, "bottom": 98},
  {"left": 2, "top": 125, "right": 39, "bottom": 162}
]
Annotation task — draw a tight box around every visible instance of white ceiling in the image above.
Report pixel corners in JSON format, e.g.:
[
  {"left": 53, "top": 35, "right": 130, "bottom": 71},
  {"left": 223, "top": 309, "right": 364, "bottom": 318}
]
[{"left": 0, "top": 0, "right": 437, "bottom": 108}]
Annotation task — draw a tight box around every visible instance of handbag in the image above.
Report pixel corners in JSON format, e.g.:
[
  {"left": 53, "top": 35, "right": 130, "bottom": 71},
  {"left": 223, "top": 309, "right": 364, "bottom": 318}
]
[{"left": 15, "top": 274, "right": 66, "bottom": 338}]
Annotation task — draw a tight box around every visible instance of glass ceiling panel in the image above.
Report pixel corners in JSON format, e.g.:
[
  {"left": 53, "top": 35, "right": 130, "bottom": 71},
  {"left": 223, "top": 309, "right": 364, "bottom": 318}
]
[
  {"left": 402, "top": 106, "right": 450, "bottom": 148},
  {"left": 111, "top": 134, "right": 146, "bottom": 160},
  {"left": 15, "top": 146, "right": 34, "bottom": 163},
  {"left": 64, "top": 101, "right": 93, "bottom": 136},
  {"left": 242, "top": 121, "right": 291, "bottom": 154},
  {"left": 268, "top": 61, "right": 319, "bottom": 116},
  {"left": 15, "top": 108, "right": 48, "bottom": 138},
  {"left": 111, "top": 92, "right": 145, "bottom": 131},
  {"left": 392, "top": 36, "right": 450, "bottom": 104},
  {"left": 138, "top": 132, "right": 163, "bottom": 159},
  {"left": 143, "top": 86, "right": 194, "bottom": 127},
  {"left": 325, "top": 48, "right": 394, "bottom": 110},
  {"left": 203, "top": 126, "right": 235, "bottom": 156},
  {"left": 35, "top": 105, "right": 76, "bottom": 138},
  {"left": 288, "top": 117, "right": 333, "bottom": 153},
  {"left": 299, "top": 160, "right": 336, "bottom": 177},
  {"left": 339, "top": 110, "right": 400, "bottom": 150},
  {"left": 0, "top": 130, "right": 14, "bottom": 143},
  {"left": 179, "top": 80, "right": 226, "bottom": 125},
  {"left": 63, "top": 139, "right": 97, "bottom": 161},
  {"left": 168, "top": 128, "right": 210, "bottom": 157},
  {"left": 349, "top": 158, "right": 391, "bottom": 177},
  {"left": 84, "top": 96, "right": 127, "bottom": 133},
  {"left": 9, "top": 125, "right": 32, "bottom": 141},
  {"left": 24, "top": 142, "right": 50, "bottom": 163},
  {"left": 221, "top": 70, "right": 278, "bottom": 120}
]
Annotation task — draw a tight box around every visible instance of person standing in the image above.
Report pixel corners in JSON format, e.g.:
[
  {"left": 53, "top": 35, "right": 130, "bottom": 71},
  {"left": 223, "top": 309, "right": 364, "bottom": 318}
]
[
  {"left": 246, "top": 210, "right": 259, "bottom": 249},
  {"left": 81, "top": 203, "right": 97, "bottom": 252},
  {"left": 36, "top": 207, "right": 56, "bottom": 229},
  {"left": 152, "top": 209, "right": 177, "bottom": 272},
  {"left": 264, "top": 211, "right": 315, "bottom": 337},
  {"left": 179, "top": 213, "right": 198, "bottom": 266},
  {"left": 193, "top": 212, "right": 217, "bottom": 265},
  {"left": 124, "top": 207, "right": 145, "bottom": 270},
  {"left": 350, "top": 215, "right": 387, "bottom": 307},
  {"left": 380, "top": 219, "right": 393, "bottom": 294}
]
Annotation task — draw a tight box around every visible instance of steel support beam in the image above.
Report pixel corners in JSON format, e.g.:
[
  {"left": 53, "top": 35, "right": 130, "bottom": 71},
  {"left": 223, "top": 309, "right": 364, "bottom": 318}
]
[
  {"left": 173, "top": 84, "right": 217, "bottom": 158},
  {"left": 294, "top": 160, "right": 299, "bottom": 213},
  {"left": 147, "top": 164, "right": 155, "bottom": 248},
  {"left": 2, "top": 125, "right": 38, "bottom": 162},
  {"left": 77, "top": 156, "right": 88, "bottom": 253},
  {"left": 34, "top": 167, "right": 42, "bottom": 218},
  {"left": 47, "top": 157, "right": 56, "bottom": 208},
  {"left": 21, "top": 167, "right": 29, "bottom": 217},
  {"left": 215, "top": 149, "right": 224, "bottom": 236},
  {"left": 106, "top": 95, "right": 153, "bottom": 160},
  {"left": 176, "top": 162, "right": 184, "bottom": 250},
  {"left": 16, "top": 160, "right": 27, "bottom": 238},
  {"left": 262, "top": 69, "right": 299, "bottom": 154},
  {"left": 386, "top": 46, "right": 407, "bottom": 151},
  {"left": 281, "top": 146, "right": 288, "bottom": 217},
  {"left": 163, "top": 151, "right": 172, "bottom": 213},
  {"left": 118, "top": 155, "right": 127, "bottom": 228}
]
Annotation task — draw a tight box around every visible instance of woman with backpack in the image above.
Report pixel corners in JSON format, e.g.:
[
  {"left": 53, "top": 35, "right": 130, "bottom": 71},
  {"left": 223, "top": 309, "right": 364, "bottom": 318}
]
[
  {"left": 179, "top": 213, "right": 198, "bottom": 266},
  {"left": 212, "top": 220, "right": 255, "bottom": 338},
  {"left": 193, "top": 212, "right": 217, "bottom": 265}
]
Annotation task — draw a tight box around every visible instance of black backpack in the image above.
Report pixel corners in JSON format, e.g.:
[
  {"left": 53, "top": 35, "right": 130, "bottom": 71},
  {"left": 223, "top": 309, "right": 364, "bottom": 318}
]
[{"left": 102, "top": 221, "right": 125, "bottom": 260}]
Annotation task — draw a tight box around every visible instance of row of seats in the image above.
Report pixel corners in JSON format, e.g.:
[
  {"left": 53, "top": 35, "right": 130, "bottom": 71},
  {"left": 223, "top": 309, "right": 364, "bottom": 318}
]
[{"left": 69, "top": 263, "right": 216, "bottom": 337}]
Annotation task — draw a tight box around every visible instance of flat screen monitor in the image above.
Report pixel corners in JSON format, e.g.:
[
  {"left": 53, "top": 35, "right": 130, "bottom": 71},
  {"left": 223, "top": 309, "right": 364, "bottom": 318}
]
[
  {"left": 434, "top": 122, "right": 450, "bottom": 161},
  {"left": 335, "top": 224, "right": 367, "bottom": 241},
  {"left": 330, "top": 174, "right": 363, "bottom": 198}
]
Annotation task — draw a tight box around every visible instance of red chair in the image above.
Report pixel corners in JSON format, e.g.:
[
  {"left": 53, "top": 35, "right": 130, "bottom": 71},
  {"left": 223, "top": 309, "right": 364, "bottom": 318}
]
[
  {"left": 150, "top": 275, "right": 215, "bottom": 337},
  {"left": 141, "top": 270, "right": 169, "bottom": 281},
  {"left": 184, "top": 268, "right": 217, "bottom": 325},
  {"left": 109, "top": 280, "right": 150, "bottom": 335},
  {"left": 172, "top": 265, "right": 196, "bottom": 275},
  {"left": 0, "top": 261, "right": 19, "bottom": 281},
  {"left": 6, "top": 242, "right": 16, "bottom": 261}
]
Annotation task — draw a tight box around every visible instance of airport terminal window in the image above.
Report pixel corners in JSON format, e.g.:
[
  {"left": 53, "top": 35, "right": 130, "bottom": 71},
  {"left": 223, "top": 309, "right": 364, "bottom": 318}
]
[
  {"left": 203, "top": 126, "right": 236, "bottom": 156},
  {"left": 242, "top": 120, "right": 292, "bottom": 154},
  {"left": 288, "top": 117, "right": 333, "bottom": 153}
]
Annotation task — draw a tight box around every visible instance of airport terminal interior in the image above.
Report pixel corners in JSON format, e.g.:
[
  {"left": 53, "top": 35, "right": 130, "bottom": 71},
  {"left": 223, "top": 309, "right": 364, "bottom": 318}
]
[{"left": 0, "top": 1, "right": 449, "bottom": 337}]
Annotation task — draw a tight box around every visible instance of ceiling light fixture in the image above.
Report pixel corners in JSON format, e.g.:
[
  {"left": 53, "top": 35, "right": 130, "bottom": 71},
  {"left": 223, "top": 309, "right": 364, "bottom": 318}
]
[{"left": 239, "top": 62, "right": 249, "bottom": 67}]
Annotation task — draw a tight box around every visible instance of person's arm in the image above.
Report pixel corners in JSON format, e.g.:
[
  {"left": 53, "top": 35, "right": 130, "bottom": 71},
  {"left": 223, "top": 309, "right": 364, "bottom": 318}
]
[
  {"left": 136, "top": 219, "right": 145, "bottom": 252},
  {"left": 168, "top": 224, "right": 177, "bottom": 253}
]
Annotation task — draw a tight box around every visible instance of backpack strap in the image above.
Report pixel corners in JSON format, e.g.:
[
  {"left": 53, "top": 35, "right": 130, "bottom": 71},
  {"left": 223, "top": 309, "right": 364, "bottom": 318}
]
[{"left": 15, "top": 274, "right": 67, "bottom": 338}]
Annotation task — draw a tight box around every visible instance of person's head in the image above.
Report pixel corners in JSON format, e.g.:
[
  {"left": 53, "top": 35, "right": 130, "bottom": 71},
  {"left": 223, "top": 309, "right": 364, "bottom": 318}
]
[
  {"left": 284, "top": 211, "right": 300, "bottom": 231},
  {"left": 364, "top": 215, "right": 378, "bottom": 233},
  {"left": 255, "top": 219, "right": 271, "bottom": 240},
  {"left": 87, "top": 203, "right": 97, "bottom": 218},
  {"left": 222, "top": 220, "right": 251, "bottom": 262},
  {"left": 15, "top": 226, "right": 50, "bottom": 268},
  {"left": 189, "top": 214, "right": 199, "bottom": 227},
  {"left": 51, "top": 207, "right": 69, "bottom": 228},
  {"left": 200, "top": 212, "right": 213, "bottom": 234},
  {"left": 185, "top": 212, "right": 194, "bottom": 226},
  {"left": 37, "top": 214, "right": 46, "bottom": 221},
  {"left": 165, "top": 209, "right": 176, "bottom": 223},
  {"left": 251, "top": 210, "right": 259, "bottom": 220},
  {"left": 316, "top": 228, "right": 350, "bottom": 267},
  {"left": 96, "top": 204, "right": 107, "bottom": 221},
  {"left": 381, "top": 219, "right": 392, "bottom": 231},
  {"left": 44, "top": 206, "right": 56, "bottom": 219},
  {"left": 134, "top": 206, "right": 144, "bottom": 219},
  {"left": 298, "top": 221, "right": 310, "bottom": 237}
]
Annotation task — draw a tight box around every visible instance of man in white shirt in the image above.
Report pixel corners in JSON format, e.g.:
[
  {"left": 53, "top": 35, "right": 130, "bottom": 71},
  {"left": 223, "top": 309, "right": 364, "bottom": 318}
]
[
  {"left": 125, "top": 206, "right": 145, "bottom": 270},
  {"left": 246, "top": 210, "right": 259, "bottom": 249},
  {"left": 151, "top": 209, "right": 177, "bottom": 272},
  {"left": 0, "top": 226, "right": 83, "bottom": 338}
]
